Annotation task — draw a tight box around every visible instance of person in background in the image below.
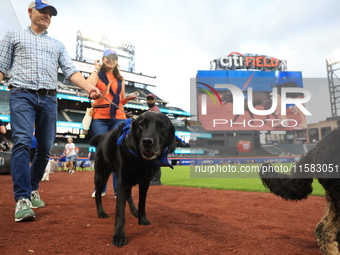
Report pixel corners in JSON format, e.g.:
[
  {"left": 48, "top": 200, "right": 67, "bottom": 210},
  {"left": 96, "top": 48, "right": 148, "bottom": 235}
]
[
  {"left": 88, "top": 149, "right": 96, "bottom": 172},
  {"left": 72, "top": 146, "right": 79, "bottom": 172},
  {"left": 65, "top": 137, "right": 76, "bottom": 174},
  {"left": 0, "top": 119, "right": 7, "bottom": 151},
  {"left": 0, "top": 1, "right": 101, "bottom": 222},
  {"left": 58, "top": 152, "right": 67, "bottom": 172},
  {"left": 146, "top": 94, "right": 162, "bottom": 185},
  {"left": 146, "top": 94, "right": 160, "bottom": 112},
  {"left": 87, "top": 49, "right": 137, "bottom": 198}
]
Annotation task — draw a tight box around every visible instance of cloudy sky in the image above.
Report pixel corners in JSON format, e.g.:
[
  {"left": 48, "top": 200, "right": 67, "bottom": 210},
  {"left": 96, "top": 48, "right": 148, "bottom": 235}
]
[{"left": 1, "top": 0, "right": 340, "bottom": 124}]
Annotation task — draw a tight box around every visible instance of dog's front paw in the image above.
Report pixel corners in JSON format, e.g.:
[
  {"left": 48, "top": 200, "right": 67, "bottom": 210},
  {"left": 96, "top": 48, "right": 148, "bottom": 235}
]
[
  {"left": 98, "top": 212, "right": 109, "bottom": 218},
  {"left": 138, "top": 217, "right": 150, "bottom": 225},
  {"left": 112, "top": 234, "right": 126, "bottom": 247}
]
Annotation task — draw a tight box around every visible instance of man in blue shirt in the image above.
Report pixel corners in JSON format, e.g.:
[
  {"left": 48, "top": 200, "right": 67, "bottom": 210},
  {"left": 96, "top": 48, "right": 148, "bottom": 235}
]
[{"left": 0, "top": 1, "right": 100, "bottom": 222}]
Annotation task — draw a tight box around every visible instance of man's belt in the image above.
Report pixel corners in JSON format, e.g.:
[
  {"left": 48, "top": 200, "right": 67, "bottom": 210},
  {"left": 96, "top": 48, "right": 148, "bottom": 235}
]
[{"left": 26, "top": 88, "right": 57, "bottom": 96}]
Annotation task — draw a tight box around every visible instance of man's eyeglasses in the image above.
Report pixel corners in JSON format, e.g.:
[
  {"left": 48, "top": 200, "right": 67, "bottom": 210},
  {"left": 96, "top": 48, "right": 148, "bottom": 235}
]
[{"left": 147, "top": 97, "right": 155, "bottom": 100}]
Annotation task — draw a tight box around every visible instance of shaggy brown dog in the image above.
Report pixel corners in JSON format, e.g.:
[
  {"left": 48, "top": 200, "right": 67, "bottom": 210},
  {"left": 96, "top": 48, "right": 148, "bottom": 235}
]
[{"left": 260, "top": 128, "right": 340, "bottom": 255}]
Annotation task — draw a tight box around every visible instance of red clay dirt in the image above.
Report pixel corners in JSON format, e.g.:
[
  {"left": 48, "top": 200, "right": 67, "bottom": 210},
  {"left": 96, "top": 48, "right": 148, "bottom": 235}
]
[{"left": 0, "top": 171, "right": 326, "bottom": 255}]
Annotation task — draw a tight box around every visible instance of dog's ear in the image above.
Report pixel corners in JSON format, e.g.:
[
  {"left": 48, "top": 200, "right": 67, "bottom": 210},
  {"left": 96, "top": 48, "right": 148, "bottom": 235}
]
[
  {"left": 125, "top": 118, "right": 139, "bottom": 151},
  {"left": 89, "top": 135, "right": 102, "bottom": 147},
  {"left": 167, "top": 121, "right": 177, "bottom": 153}
]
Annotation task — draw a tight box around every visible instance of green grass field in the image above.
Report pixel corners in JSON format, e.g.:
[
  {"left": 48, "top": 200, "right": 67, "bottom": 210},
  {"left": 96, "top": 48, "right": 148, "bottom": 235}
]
[{"left": 161, "top": 164, "right": 325, "bottom": 197}]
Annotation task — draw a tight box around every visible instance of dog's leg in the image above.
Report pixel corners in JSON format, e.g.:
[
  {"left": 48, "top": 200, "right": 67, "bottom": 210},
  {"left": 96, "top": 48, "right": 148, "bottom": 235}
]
[
  {"left": 271, "top": 112, "right": 278, "bottom": 120},
  {"left": 127, "top": 188, "right": 138, "bottom": 217},
  {"left": 94, "top": 166, "right": 111, "bottom": 218},
  {"left": 264, "top": 113, "right": 279, "bottom": 124},
  {"left": 315, "top": 193, "right": 340, "bottom": 255},
  {"left": 247, "top": 111, "right": 255, "bottom": 124},
  {"left": 232, "top": 115, "right": 240, "bottom": 122},
  {"left": 138, "top": 182, "right": 151, "bottom": 225},
  {"left": 112, "top": 184, "right": 131, "bottom": 247}
]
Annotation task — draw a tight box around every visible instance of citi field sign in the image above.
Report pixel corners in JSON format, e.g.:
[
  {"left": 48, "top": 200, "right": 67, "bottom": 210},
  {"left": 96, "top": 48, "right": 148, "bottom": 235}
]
[{"left": 211, "top": 52, "right": 285, "bottom": 71}]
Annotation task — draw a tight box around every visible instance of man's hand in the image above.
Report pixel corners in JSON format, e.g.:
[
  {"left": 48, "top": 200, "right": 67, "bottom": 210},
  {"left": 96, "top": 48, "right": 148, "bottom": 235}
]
[
  {"left": 69, "top": 72, "right": 101, "bottom": 99},
  {"left": 87, "top": 86, "right": 101, "bottom": 100}
]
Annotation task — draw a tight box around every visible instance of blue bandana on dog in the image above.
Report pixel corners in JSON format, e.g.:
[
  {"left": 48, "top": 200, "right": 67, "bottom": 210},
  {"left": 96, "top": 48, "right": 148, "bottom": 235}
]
[{"left": 116, "top": 119, "right": 173, "bottom": 168}]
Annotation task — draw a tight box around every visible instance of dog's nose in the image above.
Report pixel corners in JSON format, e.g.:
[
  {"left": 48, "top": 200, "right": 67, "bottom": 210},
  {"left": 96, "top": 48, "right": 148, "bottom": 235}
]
[{"left": 142, "top": 137, "right": 154, "bottom": 146}]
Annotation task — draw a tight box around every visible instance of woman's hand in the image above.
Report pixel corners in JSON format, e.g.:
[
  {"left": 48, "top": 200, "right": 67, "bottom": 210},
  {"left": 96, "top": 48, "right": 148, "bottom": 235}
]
[{"left": 94, "top": 60, "right": 101, "bottom": 71}]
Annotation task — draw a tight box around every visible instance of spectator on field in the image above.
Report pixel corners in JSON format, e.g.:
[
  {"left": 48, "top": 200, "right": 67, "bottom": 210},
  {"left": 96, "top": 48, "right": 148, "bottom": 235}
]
[
  {"left": 58, "top": 152, "right": 67, "bottom": 172},
  {"left": 65, "top": 137, "right": 76, "bottom": 174},
  {"left": 88, "top": 150, "right": 96, "bottom": 172},
  {"left": 72, "top": 147, "right": 79, "bottom": 171},
  {"left": 0, "top": 0, "right": 100, "bottom": 222},
  {"left": 87, "top": 49, "right": 137, "bottom": 198}
]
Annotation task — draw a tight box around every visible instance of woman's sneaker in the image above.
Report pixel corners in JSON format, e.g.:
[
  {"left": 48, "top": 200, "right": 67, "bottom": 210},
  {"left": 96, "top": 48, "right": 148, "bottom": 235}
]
[
  {"left": 30, "top": 190, "right": 45, "bottom": 208},
  {"left": 15, "top": 198, "right": 35, "bottom": 222},
  {"left": 91, "top": 191, "right": 106, "bottom": 197}
]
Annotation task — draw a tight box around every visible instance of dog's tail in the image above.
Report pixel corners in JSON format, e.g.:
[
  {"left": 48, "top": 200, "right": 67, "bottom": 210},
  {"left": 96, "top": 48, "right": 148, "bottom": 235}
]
[
  {"left": 259, "top": 160, "right": 314, "bottom": 201},
  {"left": 89, "top": 135, "right": 102, "bottom": 147}
]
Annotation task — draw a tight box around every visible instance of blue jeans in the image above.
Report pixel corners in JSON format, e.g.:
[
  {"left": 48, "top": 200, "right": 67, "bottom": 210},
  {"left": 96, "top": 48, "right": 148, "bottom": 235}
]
[
  {"left": 10, "top": 88, "right": 57, "bottom": 201},
  {"left": 90, "top": 119, "right": 126, "bottom": 136},
  {"left": 90, "top": 118, "right": 125, "bottom": 195}
]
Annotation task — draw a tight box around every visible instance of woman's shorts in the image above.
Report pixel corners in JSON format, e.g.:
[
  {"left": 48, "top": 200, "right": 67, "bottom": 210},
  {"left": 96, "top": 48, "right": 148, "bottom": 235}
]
[{"left": 66, "top": 155, "right": 76, "bottom": 162}]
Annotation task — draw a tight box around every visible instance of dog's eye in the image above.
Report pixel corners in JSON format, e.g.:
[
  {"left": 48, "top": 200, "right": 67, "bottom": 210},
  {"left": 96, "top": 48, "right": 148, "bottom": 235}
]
[
  {"left": 160, "top": 125, "right": 166, "bottom": 130},
  {"left": 139, "top": 123, "right": 145, "bottom": 128}
]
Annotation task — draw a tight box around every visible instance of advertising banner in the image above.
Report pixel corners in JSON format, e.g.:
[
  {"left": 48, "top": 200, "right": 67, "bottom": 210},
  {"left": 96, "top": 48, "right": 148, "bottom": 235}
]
[{"left": 196, "top": 70, "right": 309, "bottom": 131}]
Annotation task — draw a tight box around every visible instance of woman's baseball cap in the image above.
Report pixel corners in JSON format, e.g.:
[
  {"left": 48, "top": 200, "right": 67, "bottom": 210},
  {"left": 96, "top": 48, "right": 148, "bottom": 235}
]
[
  {"left": 29, "top": 0, "right": 58, "bottom": 16},
  {"left": 103, "top": 49, "right": 118, "bottom": 59}
]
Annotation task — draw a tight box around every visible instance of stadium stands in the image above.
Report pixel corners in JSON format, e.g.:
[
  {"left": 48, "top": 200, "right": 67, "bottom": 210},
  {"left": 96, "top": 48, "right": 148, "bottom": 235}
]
[
  {"left": 0, "top": 102, "right": 9, "bottom": 115},
  {"left": 261, "top": 145, "right": 286, "bottom": 155},
  {"left": 306, "top": 144, "right": 317, "bottom": 151},
  {"left": 275, "top": 143, "right": 307, "bottom": 155}
]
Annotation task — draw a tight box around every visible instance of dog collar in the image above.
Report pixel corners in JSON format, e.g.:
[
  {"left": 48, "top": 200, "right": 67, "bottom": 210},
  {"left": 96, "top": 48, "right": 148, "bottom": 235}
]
[{"left": 129, "top": 147, "right": 173, "bottom": 169}]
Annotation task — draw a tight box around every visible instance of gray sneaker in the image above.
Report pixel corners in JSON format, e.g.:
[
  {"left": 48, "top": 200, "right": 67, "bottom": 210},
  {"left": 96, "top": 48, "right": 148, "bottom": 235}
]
[
  {"left": 15, "top": 198, "right": 35, "bottom": 222},
  {"left": 30, "top": 190, "right": 45, "bottom": 208}
]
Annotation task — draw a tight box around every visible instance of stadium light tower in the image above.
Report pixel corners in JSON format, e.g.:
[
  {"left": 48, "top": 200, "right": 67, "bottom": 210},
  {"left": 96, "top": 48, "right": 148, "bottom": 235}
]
[
  {"left": 326, "top": 50, "right": 340, "bottom": 117},
  {"left": 75, "top": 27, "right": 135, "bottom": 72}
]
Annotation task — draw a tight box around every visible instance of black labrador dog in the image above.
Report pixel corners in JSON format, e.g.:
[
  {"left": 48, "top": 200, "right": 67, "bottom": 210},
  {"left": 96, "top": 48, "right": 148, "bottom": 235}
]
[
  {"left": 221, "top": 91, "right": 277, "bottom": 123},
  {"left": 90, "top": 111, "right": 176, "bottom": 247}
]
